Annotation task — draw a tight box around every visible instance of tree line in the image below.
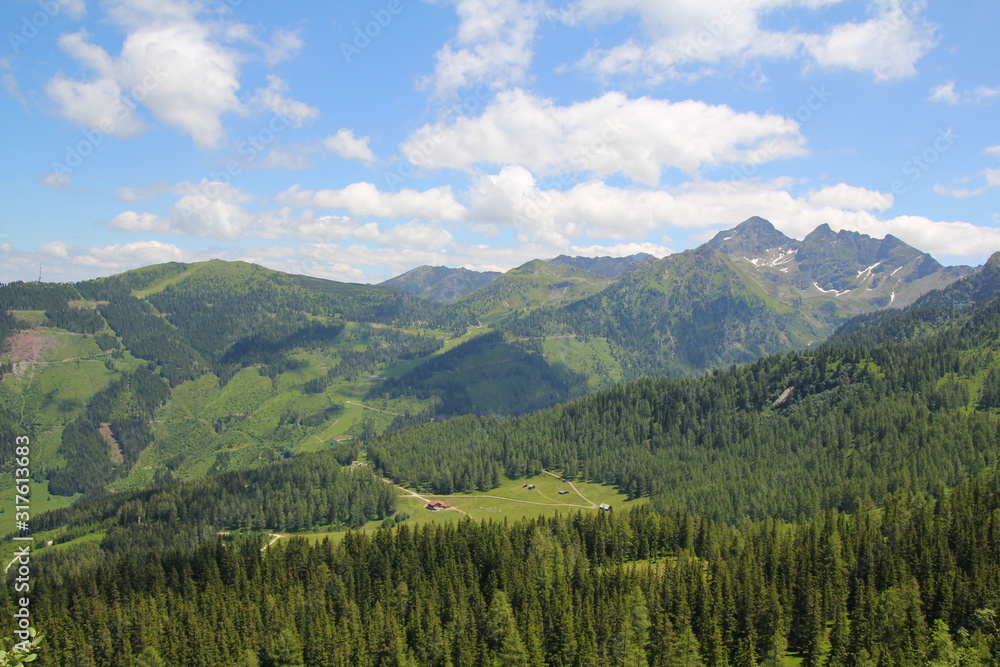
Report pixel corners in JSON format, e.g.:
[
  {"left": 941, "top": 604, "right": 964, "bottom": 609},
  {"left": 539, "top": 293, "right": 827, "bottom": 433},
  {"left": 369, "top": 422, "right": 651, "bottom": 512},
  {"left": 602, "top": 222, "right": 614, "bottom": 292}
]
[{"left": 9, "top": 475, "right": 999, "bottom": 666}]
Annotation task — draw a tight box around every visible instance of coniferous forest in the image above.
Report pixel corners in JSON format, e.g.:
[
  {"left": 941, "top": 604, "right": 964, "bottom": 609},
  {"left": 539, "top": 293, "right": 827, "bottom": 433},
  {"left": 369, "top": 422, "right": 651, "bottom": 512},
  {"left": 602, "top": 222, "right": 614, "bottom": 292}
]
[{"left": 2, "top": 256, "right": 1000, "bottom": 665}]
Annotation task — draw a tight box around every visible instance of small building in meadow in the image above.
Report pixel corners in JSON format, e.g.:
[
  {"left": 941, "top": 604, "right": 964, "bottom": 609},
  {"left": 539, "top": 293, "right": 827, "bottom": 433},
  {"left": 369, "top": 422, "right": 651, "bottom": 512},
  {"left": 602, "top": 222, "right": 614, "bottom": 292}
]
[
  {"left": 598, "top": 503, "right": 612, "bottom": 511},
  {"left": 426, "top": 500, "right": 450, "bottom": 511}
]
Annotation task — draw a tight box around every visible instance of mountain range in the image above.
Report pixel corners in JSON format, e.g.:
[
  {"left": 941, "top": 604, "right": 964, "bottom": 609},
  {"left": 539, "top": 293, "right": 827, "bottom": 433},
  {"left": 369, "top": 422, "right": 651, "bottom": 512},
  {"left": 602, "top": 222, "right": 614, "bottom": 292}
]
[
  {"left": 4, "top": 217, "right": 1000, "bottom": 666},
  {"left": 0, "top": 216, "right": 985, "bottom": 505}
]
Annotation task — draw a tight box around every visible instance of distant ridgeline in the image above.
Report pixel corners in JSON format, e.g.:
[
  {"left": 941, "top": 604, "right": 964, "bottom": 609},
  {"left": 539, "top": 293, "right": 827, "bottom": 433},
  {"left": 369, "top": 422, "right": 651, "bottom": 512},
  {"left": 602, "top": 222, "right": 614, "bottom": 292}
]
[
  {"left": 369, "top": 253, "right": 1000, "bottom": 521},
  {"left": 2, "top": 250, "right": 1000, "bottom": 665},
  {"left": 0, "top": 260, "right": 464, "bottom": 495}
]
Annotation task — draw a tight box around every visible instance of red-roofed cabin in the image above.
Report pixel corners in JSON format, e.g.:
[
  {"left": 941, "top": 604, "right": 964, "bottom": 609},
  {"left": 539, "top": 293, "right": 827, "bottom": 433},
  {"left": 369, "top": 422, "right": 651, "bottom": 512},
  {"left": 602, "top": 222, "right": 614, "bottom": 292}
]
[{"left": 426, "top": 500, "right": 450, "bottom": 510}]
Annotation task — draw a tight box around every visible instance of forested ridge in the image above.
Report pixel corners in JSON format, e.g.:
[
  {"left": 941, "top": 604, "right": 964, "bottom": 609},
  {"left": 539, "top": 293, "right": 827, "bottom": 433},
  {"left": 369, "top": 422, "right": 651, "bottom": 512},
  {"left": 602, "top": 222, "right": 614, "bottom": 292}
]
[
  {"left": 4, "top": 254, "right": 1000, "bottom": 665},
  {"left": 368, "top": 268, "right": 1000, "bottom": 521},
  {"left": 8, "top": 477, "right": 1000, "bottom": 666}
]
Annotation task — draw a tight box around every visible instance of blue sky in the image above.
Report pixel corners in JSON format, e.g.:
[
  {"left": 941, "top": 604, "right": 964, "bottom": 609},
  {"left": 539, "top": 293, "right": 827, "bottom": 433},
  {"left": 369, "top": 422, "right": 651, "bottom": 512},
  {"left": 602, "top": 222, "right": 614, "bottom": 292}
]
[{"left": 0, "top": 0, "right": 998, "bottom": 284}]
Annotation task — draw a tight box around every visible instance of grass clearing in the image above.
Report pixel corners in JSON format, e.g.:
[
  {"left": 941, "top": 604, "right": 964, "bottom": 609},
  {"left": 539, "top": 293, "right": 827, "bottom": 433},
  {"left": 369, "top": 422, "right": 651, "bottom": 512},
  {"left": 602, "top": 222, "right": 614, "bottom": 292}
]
[
  {"left": 301, "top": 472, "right": 641, "bottom": 545},
  {"left": 0, "top": 479, "right": 78, "bottom": 538}
]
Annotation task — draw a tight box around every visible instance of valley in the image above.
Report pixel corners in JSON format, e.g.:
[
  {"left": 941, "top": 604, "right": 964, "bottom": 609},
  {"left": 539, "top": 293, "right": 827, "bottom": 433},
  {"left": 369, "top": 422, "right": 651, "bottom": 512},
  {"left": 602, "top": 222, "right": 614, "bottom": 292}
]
[{"left": 1, "top": 219, "right": 999, "bottom": 666}]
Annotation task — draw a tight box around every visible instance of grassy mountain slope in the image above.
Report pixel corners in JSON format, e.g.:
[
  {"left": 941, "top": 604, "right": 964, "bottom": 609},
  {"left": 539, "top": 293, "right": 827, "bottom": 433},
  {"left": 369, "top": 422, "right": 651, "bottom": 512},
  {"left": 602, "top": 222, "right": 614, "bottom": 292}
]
[
  {"left": 499, "top": 217, "right": 977, "bottom": 378},
  {"left": 380, "top": 265, "right": 501, "bottom": 302},
  {"left": 454, "top": 259, "right": 613, "bottom": 323},
  {"left": 370, "top": 265, "right": 1000, "bottom": 520},
  {"left": 547, "top": 252, "right": 657, "bottom": 277},
  {"left": 0, "top": 263, "right": 476, "bottom": 499}
]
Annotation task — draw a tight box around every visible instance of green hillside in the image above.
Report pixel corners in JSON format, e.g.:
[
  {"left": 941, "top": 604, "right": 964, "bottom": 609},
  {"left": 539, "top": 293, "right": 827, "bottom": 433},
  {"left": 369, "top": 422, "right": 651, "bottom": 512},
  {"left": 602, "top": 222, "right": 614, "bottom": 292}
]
[
  {"left": 454, "top": 259, "right": 613, "bottom": 323},
  {"left": 0, "top": 264, "right": 471, "bottom": 499},
  {"left": 371, "top": 258, "right": 1000, "bottom": 521},
  {"left": 7, "top": 253, "right": 1000, "bottom": 667}
]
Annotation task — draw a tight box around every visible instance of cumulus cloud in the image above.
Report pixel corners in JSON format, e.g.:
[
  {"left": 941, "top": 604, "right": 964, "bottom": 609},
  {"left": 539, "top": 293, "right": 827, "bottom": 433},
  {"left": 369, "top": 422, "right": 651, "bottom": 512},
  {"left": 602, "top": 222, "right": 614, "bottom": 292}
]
[
  {"left": 567, "top": 241, "right": 672, "bottom": 259},
  {"left": 571, "top": 0, "right": 936, "bottom": 83},
  {"left": 323, "top": 129, "right": 377, "bottom": 164},
  {"left": 932, "top": 184, "right": 985, "bottom": 199},
  {"left": 419, "top": 0, "right": 539, "bottom": 97},
  {"left": 400, "top": 89, "right": 806, "bottom": 185},
  {"left": 39, "top": 240, "right": 73, "bottom": 258},
  {"left": 804, "top": 0, "right": 936, "bottom": 80},
  {"left": 249, "top": 75, "right": 319, "bottom": 127},
  {"left": 45, "top": 0, "right": 312, "bottom": 148},
  {"left": 42, "top": 173, "right": 72, "bottom": 190},
  {"left": 806, "top": 184, "right": 893, "bottom": 211},
  {"left": 933, "top": 167, "right": 1000, "bottom": 199},
  {"left": 462, "top": 168, "right": 1000, "bottom": 261},
  {"left": 263, "top": 29, "right": 304, "bottom": 66},
  {"left": 276, "top": 183, "right": 467, "bottom": 221},
  {"left": 109, "top": 181, "right": 255, "bottom": 240},
  {"left": 929, "top": 80, "right": 1000, "bottom": 105},
  {"left": 77, "top": 240, "right": 188, "bottom": 268}
]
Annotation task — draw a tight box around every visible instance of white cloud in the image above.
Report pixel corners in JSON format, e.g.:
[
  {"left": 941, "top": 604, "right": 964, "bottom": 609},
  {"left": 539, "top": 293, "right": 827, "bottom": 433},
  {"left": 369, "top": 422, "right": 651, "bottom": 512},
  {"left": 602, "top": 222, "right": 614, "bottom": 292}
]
[
  {"left": 572, "top": 0, "right": 936, "bottom": 83},
  {"left": 376, "top": 220, "right": 454, "bottom": 250},
  {"left": 113, "top": 181, "right": 178, "bottom": 201},
  {"left": 323, "top": 129, "right": 377, "bottom": 164},
  {"left": 973, "top": 85, "right": 1000, "bottom": 104},
  {"left": 401, "top": 89, "right": 806, "bottom": 185},
  {"left": 805, "top": 0, "right": 936, "bottom": 81},
  {"left": 253, "top": 146, "right": 314, "bottom": 170},
  {"left": 46, "top": 32, "right": 147, "bottom": 139},
  {"left": 419, "top": 0, "right": 539, "bottom": 97},
  {"left": 567, "top": 241, "right": 672, "bottom": 258},
  {"left": 249, "top": 75, "right": 319, "bottom": 127},
  {"left": 42, "top": 173, "right": 72, "bottom": 190},
  {"left": 110, "top": 181, "right": 256, "bottom": 240},
  {"left": 929, "top": 81, "right": 961, "bottom": 105},
  {"left": 39, "top": 241, "right": 72, "bottom": 258},
  {"left": 933, "top": 184, "right": 986, "bottom": 199},
  {"left": 984, "top": 146, "right": 1000, "bottom": 157},
  {"left": 60, "top": 0, "right": 87, "bottom": 20},
  {"left": 276, "top": 183, "right": 467, "bottom": 221},
  {"left": 45, "top": 0, "right": 312, "bottom": 149},
  {"left": 929, "top": 81, "right": 1000, "bottom": 105},
  {"left": 77, "top": 240, "right": 188, "bottom": 267},
  {"left": 933, "top": 168, "right": 1000, "bottom": 199},
  {"left": 263, "top": 29, "right": 304, "bottom": 66},
  {"left": 469, "top": 166, "right": 682, "bottom": 244},
  {"left": 463, "top": 169, "right": 1000, "bottom": 261},
  {"left": 1, "top": 63, "right": 26, "bottom": 106},
  {"left": 807, "top": 184, "right": 893, "bottom": 211},
  {"left": 109, "top": 210, "right": 167, "bottom": 232}
]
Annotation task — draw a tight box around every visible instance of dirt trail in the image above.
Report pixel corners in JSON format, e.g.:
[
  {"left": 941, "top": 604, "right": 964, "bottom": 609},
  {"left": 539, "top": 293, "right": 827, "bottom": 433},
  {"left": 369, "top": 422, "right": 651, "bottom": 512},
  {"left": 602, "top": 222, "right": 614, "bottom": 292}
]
[
  {"left": 345, "top": 401, "right": 401, "bottom": 416},
  {"left": 391, "top": 481, "right": 471, "bottom": 517},
  {"left": 542, "top": 471, "right": 597, "bottom": 508}
]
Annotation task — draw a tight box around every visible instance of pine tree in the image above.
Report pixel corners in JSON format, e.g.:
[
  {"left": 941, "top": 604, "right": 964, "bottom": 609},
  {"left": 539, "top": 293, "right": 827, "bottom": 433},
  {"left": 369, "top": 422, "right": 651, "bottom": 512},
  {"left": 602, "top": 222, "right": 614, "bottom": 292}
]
[
  {"left": 611, "top": 587, "right": 651, "bottom": 667},
  {"left": 486, "top": 591, "right": 530, "bottom": 667}
]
